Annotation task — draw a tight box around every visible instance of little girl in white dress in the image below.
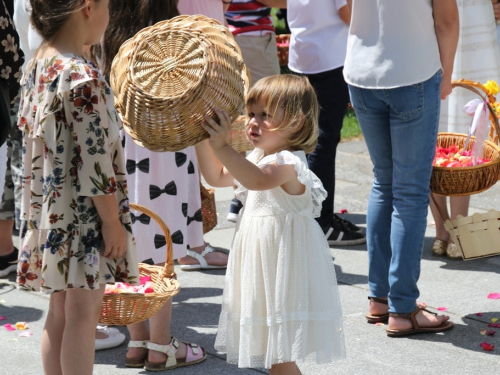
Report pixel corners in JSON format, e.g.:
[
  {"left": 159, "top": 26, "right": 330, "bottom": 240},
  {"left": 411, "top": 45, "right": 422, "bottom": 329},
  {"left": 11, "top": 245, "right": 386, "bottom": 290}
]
[{"left": 195, "top": 75, "right": 345, "bottom": 374}]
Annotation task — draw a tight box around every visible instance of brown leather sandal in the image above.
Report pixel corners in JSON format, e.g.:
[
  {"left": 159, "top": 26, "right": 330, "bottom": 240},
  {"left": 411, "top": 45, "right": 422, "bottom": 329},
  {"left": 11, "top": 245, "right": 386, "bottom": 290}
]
[
  {"left": 124, "top": 340, "right": 149, "bottom": 368},
  {"left": 366, "top": 296, "right": 389, "bottom": 324},
  {"left": 386, "top": 306, "right": 454, "bottom": 337}
]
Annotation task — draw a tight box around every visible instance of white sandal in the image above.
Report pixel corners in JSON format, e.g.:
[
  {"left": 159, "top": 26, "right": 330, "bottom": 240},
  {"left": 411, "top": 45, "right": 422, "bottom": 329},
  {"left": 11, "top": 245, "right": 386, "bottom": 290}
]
[
  {"left": 179, "top": 245, "right": 228, "bottom": 271},
  {"left": 144, "top": 337, "right": 206, "bottom": 371},
  {"left": 124, "top": 340, "right": 149, "bottom": 368}
]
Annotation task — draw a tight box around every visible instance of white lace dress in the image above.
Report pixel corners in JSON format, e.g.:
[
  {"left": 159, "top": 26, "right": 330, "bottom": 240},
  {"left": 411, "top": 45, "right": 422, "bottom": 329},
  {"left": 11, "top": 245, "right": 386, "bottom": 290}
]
[{"left": 215, "top": 149, "right": 345, "bottom": 369}]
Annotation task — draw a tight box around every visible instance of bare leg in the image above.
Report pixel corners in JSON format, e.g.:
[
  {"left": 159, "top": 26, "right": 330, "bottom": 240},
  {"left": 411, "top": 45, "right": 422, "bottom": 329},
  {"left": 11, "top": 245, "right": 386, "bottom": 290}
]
[
  {"left": 41, "top": 291, "right": 66, "bottom": 375},
  {"left": 269, "top": 362, "right": 302, "bottom": 375},
  {"left": 448, "top": 195, "right": 470, "bottom": 243},
  {"left": 0, "top": 219, "right": 14, "bottom": 256},
  {"left": 429, "top": 194, "right": 450, "bottom": 242},
  {"left": 60, "top": 288, "right": 105, "bottom": 375}
]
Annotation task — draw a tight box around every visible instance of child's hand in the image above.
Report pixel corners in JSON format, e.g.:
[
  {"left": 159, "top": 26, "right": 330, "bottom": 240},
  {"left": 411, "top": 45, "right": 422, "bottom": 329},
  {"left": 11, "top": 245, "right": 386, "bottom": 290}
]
[
  {"left": 101, "top": 219, "right": 127, "bottom": 259},
  {"left": 202, "top": 109, "right": 231, "bottom": 150}
]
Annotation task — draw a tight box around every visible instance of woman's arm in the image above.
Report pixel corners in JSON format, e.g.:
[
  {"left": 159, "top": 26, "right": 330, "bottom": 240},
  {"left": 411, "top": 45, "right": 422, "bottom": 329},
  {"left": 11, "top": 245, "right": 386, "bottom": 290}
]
[
  {"left": 259, "top": 0, "right": 287, "bottom": 8},
  {"left": 433, "top": 0, "right": 459, "bottom": 99},
  {"left": 338, "top": 4, "right": 350, "bottom": 26}
]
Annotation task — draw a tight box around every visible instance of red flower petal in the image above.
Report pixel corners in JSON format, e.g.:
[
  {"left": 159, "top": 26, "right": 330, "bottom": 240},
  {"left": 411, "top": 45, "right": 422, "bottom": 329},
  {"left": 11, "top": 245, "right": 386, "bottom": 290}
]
[
  {"left": 476, "top": 313, "right": 484, "bottom": 317},
  {"left": 339, "top": 208, "right": 348, "bottom": 214},
  {"left": 487, "top": 330, "right": 496, "bottom": 336}
]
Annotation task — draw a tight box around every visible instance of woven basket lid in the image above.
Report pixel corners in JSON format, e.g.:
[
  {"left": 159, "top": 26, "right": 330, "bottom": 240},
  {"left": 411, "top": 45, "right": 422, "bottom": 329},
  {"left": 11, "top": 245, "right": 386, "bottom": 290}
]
[{"left": 111, "top": 15, "right": 250, "bottom": 152}]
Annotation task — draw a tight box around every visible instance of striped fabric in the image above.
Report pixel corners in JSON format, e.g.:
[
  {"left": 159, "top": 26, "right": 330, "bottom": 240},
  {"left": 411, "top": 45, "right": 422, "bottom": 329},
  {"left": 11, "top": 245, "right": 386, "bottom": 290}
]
[{"left": 226, "top": 0, "right": 275, "bottom": 35}]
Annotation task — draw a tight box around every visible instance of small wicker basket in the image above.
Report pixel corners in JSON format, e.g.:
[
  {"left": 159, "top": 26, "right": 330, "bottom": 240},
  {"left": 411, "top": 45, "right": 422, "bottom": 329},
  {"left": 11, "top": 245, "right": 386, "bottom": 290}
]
[
  {"left": 200, "top": 184, "right": 217, "bottom": 234},
  {"left": 430, "top": 80, "right": 500, "bottom": 196},
  {"left": 111, "top": 15, "right": 250, "bottom": 152},
  {"left": 99, "top": 204, "right": 180, "bottom": 326}
]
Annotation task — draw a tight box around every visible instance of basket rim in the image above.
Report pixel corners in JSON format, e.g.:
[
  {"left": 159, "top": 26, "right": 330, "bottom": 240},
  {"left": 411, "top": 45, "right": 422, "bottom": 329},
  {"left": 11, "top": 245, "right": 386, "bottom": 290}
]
[{"left": 433, "top": 132, "right": 500, "bottom": 171}]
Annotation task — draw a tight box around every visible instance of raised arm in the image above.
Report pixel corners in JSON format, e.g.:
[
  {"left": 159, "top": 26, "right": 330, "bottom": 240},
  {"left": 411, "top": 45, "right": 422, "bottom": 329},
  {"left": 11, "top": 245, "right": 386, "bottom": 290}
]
[
  {"left": 433, "top": 0, "right": 459, "bottom": 99},
  {"left": 198, "top": 109, "right": 297, "bottom": 191}
]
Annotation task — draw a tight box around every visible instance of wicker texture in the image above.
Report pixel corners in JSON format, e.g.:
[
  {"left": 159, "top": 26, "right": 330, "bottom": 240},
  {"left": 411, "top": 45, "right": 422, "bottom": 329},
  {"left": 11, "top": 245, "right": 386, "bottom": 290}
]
[
  {"left": 99, "top": 204, "right": 180, "bottom": 326},
  {"left": 111, "top": 15, "right": 250, "bottom": 152},
  {"left": 430, "top": 80, "right": 500, "bottom": 196},
  {"left": 227, "top": 115, "right": 254, "bottom": 152},
  {"left": 200, "top": 184, "right": 217, "bottom": 234}
]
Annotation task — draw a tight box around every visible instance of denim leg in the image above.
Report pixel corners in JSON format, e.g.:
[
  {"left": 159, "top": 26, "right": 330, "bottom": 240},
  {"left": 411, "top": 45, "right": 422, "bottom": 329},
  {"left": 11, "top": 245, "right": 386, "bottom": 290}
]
[
  {"left": 348, "top": 86, "right": 393, "bottom": 299},
  {"left": 349, "top": 71, "right": 442, "bottom": 313},
  {"left": 306, "top": 67, "right": 349, "bottom": 228},
  {"left": 386, "top": 73, "right": 441, "bottom": 313}
]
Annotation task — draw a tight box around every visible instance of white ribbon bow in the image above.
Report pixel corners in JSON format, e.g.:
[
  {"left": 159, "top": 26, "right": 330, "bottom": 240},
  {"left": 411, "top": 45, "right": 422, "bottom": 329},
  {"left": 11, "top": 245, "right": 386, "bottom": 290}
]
[{"left": 463, "top": 99, "right": 490, "bottom": 165}]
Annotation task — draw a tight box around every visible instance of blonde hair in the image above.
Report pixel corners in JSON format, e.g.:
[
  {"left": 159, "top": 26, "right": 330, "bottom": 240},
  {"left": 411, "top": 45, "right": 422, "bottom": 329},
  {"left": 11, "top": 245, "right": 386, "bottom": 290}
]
[{"left": 246, "top": 74, "right": 319, "bottom": 154}]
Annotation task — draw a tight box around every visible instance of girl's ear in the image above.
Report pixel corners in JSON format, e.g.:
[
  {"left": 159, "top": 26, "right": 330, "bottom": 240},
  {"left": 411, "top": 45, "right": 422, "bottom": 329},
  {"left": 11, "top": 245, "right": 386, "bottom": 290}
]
[{"left": 82, "top": 0, "right": 92, "bottom": 18}]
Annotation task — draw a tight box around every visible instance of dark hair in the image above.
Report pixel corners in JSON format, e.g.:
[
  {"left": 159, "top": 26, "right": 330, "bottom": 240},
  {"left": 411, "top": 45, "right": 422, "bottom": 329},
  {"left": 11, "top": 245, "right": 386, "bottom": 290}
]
[
  {"left": 29, "top": 0, "right": 88, "bottom": 43},
  {"left": 102, "top": 0, "right": 180, "bottom": 77}
]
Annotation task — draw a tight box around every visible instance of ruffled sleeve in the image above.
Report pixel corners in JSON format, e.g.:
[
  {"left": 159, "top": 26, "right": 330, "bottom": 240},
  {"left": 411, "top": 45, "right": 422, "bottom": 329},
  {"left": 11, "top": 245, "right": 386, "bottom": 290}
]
[
  {"left": 234, "top": 149, "right": 328, "bottom": 218},
  {"left": 19, "top": 56, "right": 121, "bottom": 197}
]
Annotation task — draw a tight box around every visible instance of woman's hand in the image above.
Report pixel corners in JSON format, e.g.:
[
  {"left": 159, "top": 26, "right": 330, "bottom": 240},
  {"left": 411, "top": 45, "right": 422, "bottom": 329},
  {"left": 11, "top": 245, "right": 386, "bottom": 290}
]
[
  {"left": 202, "top": 109, "right": 231, "bottom": 150},
  {"left": 101, "top": 219, "right": 127, "bottom": 259},
  {"left": 441, "top": 77, "right": 453, "bottom": 100}
]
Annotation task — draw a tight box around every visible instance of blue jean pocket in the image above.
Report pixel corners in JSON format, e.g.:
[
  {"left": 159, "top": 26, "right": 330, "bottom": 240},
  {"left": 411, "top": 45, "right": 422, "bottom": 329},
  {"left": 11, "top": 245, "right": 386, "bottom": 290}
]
[{"left": 385, "top": 83, "right": 424, "bottom": 122}]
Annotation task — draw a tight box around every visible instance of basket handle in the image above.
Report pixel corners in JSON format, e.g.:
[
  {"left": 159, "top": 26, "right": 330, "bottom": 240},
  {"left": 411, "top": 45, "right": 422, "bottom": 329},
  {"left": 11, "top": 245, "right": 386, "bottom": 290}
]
[
  {"left": 129, "top": 203, "right": 176, "bottom": 279},
  {"left": 451, "top": 79, "right": 500, "bottom": 144}
]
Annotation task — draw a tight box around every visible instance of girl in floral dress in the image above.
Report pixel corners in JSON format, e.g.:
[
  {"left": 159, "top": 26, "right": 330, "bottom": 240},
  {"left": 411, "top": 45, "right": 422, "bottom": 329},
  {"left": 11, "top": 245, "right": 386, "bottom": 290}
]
[
  {"left": 196, "top": 75, "right": 345, "bottom": 375},
  {"left": 16, "top": 1, "right": 139, "bottom": 374}
]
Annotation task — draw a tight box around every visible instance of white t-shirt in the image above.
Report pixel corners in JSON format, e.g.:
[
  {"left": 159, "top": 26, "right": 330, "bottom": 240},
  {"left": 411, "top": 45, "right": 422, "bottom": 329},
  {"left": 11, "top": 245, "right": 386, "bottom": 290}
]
[
  {"left": 13, "top": 0, "right": 43, "bottom": 73},
  {"left": 287, "top": 0, "right": 349, "bottom": 74},
  {"left": 344, "top": 0, "right": 442, "bottom": 89}
]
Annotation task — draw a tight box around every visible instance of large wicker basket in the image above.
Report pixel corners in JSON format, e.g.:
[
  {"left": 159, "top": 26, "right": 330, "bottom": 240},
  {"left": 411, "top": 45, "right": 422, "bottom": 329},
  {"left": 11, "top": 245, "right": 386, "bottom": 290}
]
[
  {"left": 430, "top": 80, "right": 500, "bottom": 196},
  {"left": 227, "top": 115, "right": 254, "bottom": 152},
  {"left": 200, "top": 184, "right": 217, "bottom": 234},
  {"left": 99, "top": 204, "right": 180, "bottom": 326},
  {"left": 110, "top": 15, "right": 250, "bottom": 152}
]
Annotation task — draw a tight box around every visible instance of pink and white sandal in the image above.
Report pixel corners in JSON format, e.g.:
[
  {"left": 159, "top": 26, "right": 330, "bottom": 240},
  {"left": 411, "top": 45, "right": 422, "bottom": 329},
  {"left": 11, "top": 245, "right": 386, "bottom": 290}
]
[{"left": 144, "top": 337, "right": 206, "bottom": 371}]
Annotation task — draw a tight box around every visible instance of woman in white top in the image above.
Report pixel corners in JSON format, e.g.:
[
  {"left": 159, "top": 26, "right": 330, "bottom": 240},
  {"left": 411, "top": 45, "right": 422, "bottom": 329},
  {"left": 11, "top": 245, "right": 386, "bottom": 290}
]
[
  {"left": 344, "top": 0, "right": 458, "bottom": 337},
  {"left": 432, "top": 1, "right": 500, "bottom": 259}
]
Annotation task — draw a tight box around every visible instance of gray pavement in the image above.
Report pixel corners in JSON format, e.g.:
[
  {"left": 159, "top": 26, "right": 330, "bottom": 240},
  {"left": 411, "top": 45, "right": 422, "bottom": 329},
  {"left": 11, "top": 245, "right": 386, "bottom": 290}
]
[{"left": 1, "top": 139, "right": 500, "bottom": 375}]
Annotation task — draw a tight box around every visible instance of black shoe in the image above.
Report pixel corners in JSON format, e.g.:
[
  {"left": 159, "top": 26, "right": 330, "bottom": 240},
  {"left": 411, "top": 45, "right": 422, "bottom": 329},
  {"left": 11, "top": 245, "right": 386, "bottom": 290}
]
[
  {"left": 323, "top": 220, "right": 366, "bottom": 246},
  {"left": 226, "top": 198, "right": 243, "bottom": 223},
  {"left": 333, "top": 213, "right": 361, "bottom": 232},
  {"left": 0, "top": 247, "right": 19, "bottom": 277}
]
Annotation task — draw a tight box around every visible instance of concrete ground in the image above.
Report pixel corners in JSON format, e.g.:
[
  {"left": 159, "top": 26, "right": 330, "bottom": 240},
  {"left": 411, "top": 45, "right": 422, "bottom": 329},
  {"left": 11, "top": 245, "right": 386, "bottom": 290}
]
[{"left": 1, "top": 140, "right": 500, "bottom": 375}]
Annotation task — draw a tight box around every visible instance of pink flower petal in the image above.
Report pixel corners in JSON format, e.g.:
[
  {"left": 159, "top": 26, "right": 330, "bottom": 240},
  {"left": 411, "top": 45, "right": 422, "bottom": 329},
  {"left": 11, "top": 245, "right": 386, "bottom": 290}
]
[
  {"left": 0, "top": 316, "right": 6, "bottom": 321},
  {"left": 4, "top": 324, "right": 15, "bottom": 332},
  {"left": 476, "top": 313, "right": 484, "bottom": 317},
  {"left": 375, "top": 322, "right": 385, "bottom": 326},
  {"left": 437, "top": 307, "right": 447, "bottom": 311},
  {"left": 487, "top": 293, "right": 500, "bottom": 299},
  {"left": 18, "top": 331, "right": 33, "bottom": 338}
]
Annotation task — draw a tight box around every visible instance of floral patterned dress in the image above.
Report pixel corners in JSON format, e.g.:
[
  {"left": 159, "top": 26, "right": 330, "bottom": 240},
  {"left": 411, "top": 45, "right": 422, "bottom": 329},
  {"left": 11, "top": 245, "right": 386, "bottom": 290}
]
[{"left": 16, "top": 54, "right": 139, "bottom": 294}]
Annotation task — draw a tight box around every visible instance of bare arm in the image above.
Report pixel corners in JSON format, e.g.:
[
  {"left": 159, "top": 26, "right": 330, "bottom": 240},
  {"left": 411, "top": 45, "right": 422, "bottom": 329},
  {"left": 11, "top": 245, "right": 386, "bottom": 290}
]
[
  {"left": 494, "top": 2, "right": 500, "bottom": 22},
  {"left": 433, "top": 0, "right": 459, "bottom": 99},
  {"left": 92, "top": 194, "right": 127, "bottom": 259},
  {"left": 259, "top": 0, "right": 287, "bottom": 8},
  {"left": 338, "top": 4, "right": 350, "bottom": 25},
  {"left": 222, "top": 0, "right": 231, "bottom": 13},
  {"left": 197, "top": 110, "right": 297, "bottom": 191}
]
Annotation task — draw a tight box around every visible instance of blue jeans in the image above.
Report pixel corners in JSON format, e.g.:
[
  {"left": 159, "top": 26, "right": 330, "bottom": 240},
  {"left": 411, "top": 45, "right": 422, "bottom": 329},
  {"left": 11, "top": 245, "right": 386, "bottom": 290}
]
[{"left": 348, "top": 71, "right": 442, "bottom": 313}]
